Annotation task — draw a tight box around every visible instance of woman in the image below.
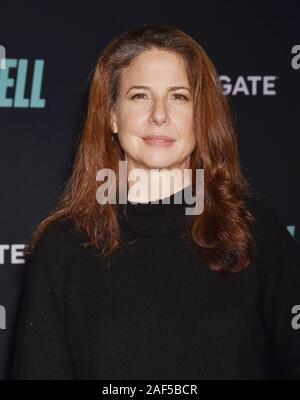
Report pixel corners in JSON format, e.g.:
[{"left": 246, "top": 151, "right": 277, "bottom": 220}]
[{"left": 11, "top": 24, "right": 300, "bottom": 379}]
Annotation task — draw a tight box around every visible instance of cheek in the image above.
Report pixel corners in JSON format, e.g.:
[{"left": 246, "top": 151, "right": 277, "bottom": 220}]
[
  {"left": 175, "top": 107, "right": 193, "bottom": 124},
  {"left": 117, "top": 109, "right": 143, "bottom": 151},
  {"left": 120, "top": 107, "right": 145, "bottom": 132},
  {"left": 177, "top": 112, "right": 195, "bottom": 138}
]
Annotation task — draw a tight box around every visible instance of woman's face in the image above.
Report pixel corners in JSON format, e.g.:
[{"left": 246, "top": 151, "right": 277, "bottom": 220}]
[{"left": 110, "top": 48, "right": 196, "bottom": 173}]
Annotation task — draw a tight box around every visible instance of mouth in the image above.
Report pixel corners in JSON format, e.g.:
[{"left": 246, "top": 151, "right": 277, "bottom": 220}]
[{"left": 141, "top": 135, "right": 176, "bottom": 147}]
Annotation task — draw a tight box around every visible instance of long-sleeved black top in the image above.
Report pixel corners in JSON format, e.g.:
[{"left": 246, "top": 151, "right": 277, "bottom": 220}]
[{"left": 10, "top": 187, "right": 300, "bottom": 380}]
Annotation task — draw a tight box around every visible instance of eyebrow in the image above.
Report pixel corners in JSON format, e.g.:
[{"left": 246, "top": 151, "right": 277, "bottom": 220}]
[{"left": 126, "top": 85, "right": 191, "bottom": 95}]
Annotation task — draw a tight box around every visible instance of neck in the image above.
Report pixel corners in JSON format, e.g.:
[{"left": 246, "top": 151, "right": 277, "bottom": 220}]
[
  {"left": 119, "top": 182, "right": 195, "bottom": 237},
  {"left": 127, "top": 169, "right": 192, "bottom": 203}
]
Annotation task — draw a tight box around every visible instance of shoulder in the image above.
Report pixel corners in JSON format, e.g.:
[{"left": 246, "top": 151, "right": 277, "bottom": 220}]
[
  {"left": 25, "top": 217, "right": 86, "bottom": 271},
  {"left": 31, "top": 217, "right": 85, "bottom": 250},
  {"left": 245, "top": 194, "right": 300, "bottom": 271},
  {"left": 246, "top": 194, "right": 285, "bottom": 234},
  {"left": 245, "top": 193, "right": 294, "bottom": 243}
]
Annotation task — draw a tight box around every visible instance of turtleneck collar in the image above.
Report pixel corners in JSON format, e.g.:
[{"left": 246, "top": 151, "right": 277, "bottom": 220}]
[{"left": 118, "top": 184, "right": 196, "bottom": 237}]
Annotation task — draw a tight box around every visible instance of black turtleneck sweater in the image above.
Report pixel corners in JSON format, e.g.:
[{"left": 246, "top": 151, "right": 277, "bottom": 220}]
[{"left": 11, "top": 187, "right": 300, "bottom": 380}]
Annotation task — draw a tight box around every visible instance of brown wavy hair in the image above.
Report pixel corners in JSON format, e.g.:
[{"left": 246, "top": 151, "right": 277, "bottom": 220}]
[{"left": 26, "top": 24, "right": 257, "bottom": 274}]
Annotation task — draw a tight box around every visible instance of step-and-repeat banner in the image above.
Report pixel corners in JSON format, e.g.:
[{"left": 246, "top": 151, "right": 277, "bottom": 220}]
[{"left": 0, "top": 1, "right": 299, "bottom": 379}]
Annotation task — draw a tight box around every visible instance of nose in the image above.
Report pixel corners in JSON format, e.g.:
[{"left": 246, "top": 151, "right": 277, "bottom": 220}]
[{"left": 149, "top": 98, "right": 168, "bottom": 126}]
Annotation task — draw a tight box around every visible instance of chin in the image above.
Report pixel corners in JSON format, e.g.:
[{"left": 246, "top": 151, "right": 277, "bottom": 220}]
[{"left": 142, "top": 159, "right": 176, "bottom": 171}]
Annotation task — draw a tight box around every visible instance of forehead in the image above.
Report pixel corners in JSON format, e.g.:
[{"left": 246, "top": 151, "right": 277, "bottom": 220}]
[{"left": 120, "top": 49, "right": 189, "bottom": 87}]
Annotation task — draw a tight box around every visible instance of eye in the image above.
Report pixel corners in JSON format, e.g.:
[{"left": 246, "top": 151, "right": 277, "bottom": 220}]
[
  {"left": 131, "top": 93, "right": 147, "bottom": 100},
  {"left": 173, "top": 93, "right": 188, "bottom": 100},
  {"left": 130, "top": 93, "right": 189, "bottom": 101}
]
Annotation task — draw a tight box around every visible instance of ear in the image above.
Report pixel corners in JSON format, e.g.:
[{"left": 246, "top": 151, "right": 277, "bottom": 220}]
[{"left": 110, "top": 108, "right": 118, "bottom": 133}]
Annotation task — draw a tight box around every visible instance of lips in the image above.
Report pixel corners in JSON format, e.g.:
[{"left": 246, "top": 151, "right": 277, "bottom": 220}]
[
  {"left": 141, "top": 135, "right": 176, "bottom": 148},
  {"left": 142, "top": 135, "right": 175, "bottom": 142}
]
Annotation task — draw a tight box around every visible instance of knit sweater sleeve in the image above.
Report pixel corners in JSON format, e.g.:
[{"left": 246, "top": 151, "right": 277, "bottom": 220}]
[
  {"left": 250, "top": 197, "right": 300, "bottom": 379},
  {"left": 11, "top": 219, "right": 75, "bottom": 379}
]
